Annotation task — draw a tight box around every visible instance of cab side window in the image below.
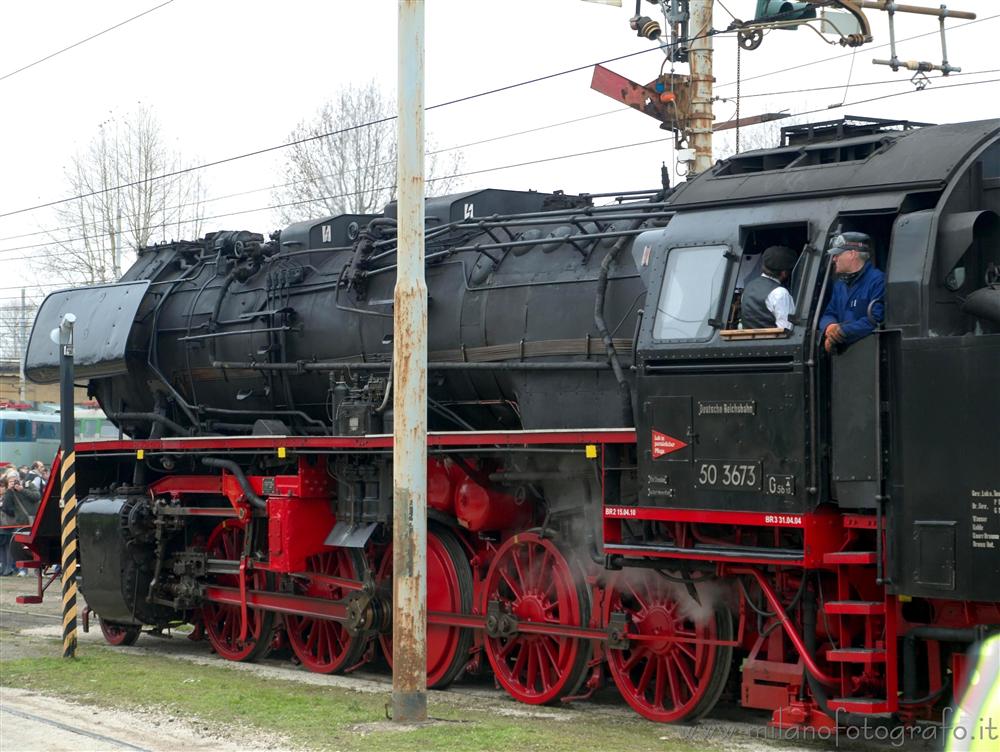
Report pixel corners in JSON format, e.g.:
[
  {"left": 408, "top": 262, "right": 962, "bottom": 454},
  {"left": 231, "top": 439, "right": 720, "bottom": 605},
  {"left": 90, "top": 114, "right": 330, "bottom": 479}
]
[{"left": 725, "top": 224, "right": 809, "bottom": 332}]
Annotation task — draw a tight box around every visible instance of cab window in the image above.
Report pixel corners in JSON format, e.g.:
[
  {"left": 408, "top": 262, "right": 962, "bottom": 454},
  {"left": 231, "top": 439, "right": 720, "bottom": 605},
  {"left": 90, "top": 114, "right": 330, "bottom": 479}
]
[
  {"left": 725, "top": 223, "right": 810, "bottom": 330},
  {"left": 653, "top": 245, "right": 729, "bottom": 341}
]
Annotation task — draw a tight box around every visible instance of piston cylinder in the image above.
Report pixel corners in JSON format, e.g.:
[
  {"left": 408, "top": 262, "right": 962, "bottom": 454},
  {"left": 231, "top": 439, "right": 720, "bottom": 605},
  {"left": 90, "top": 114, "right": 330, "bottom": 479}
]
[{"left": 454, "top": 477, "right": 532, "bottom": 532}]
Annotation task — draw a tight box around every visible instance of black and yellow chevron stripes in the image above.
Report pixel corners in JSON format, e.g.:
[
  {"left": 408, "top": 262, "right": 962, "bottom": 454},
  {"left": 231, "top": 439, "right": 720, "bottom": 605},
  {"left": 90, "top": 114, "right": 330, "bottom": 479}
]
[{"left": 60, "top": 449, "right": 79, "bottom": 659}]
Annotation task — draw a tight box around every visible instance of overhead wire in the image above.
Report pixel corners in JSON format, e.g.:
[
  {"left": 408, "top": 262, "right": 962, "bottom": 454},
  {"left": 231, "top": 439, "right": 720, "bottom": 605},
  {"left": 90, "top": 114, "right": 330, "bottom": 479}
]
[
  {"left": 792, "top": 74, "right": 1000, "bottom": 120},
  {"left": 2, "top": 11, "right": 997, "bottom": 274},
  {"left": 0, "top": 107, "right": 631, "bottom": 246},
  {"left": 0, "top": 1, "right": 176, "bottom": 83},
  {"left": 0, "top": 34, "right": 718, "bottom": 222},
  {"left": 0, "top": 132, "right": 673, "bottom": 277},
  {"left": 3, "top": 11, "right": 995, "bottom": 225},
  {"left": 730, "top": 67, "right": 1000, "bottom": 99},
  {"left": 7, "top": 59, "right": 998, "bottom": 253},
  {"left": 5, "top": 58, "right": 998, "bottom": 257},
  {"left": 2, "top": 64, "right": 998, "bottom": 275}
]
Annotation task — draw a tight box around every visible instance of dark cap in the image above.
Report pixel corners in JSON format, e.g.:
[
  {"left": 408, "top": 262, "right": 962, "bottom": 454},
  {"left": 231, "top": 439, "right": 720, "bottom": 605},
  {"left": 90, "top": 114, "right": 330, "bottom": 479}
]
[
  {"left": 827, "top": 231, "right": 872, "bottom": 256},
  {"left": 762, "top": 245, "right": 797, "bottom": 273}
]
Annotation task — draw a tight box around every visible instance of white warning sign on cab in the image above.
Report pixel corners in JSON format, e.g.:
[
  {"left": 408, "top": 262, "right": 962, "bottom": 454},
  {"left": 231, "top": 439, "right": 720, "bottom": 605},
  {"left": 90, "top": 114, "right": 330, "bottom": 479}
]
[{"left": 651, "top": 430, "right": 688, "bottom": 458}]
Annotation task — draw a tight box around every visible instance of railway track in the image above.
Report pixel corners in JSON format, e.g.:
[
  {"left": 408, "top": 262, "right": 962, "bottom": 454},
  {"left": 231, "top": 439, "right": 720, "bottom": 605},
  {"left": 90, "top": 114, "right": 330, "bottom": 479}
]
[{"left": 0, "top": 706, "right": 152, "bottom": 752}]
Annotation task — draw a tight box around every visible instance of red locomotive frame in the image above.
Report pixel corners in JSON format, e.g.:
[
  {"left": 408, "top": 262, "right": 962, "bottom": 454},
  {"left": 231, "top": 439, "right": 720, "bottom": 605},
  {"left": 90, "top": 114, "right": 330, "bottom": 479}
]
[{"left": 16, "top": 429, "right": 999, "bottom": 727}]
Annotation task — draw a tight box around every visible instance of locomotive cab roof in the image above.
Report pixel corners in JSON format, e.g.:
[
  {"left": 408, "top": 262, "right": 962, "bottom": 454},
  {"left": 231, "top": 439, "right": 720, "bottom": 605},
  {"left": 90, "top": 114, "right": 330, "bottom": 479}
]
[{"left": 667, "top": 117, "right": 1000, "bottom": 209}]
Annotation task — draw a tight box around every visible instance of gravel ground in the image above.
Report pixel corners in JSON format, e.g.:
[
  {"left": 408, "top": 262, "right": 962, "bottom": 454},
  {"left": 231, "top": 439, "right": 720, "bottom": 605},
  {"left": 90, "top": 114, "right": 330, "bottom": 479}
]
[{"left": 0, "top": 686, "right": 290, "bottom": 752}]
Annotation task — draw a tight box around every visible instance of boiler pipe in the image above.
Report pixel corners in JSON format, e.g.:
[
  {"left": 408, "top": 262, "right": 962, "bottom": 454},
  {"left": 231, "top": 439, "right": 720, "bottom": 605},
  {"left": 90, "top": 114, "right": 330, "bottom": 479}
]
[
  {"left": 201, "top": 458, "right": 267, "bottom": 510},
  {"left": 213, "top": 360, "right": 614, "bottom": 372},
  {"left": 368, "top": 200, "right": 673, "bottom": 248},
  {"left": 110, "top": 412, "right": 191, "bottom": 437},
  {"left": 366, "top": 226, "right": 663, "bottom": 264}
]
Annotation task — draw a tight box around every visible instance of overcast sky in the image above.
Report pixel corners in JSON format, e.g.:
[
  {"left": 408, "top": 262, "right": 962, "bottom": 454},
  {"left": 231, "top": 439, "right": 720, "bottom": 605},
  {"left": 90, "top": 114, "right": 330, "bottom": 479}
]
[{"left": 0, "top": 0, "right": 997, "bottom": 303}]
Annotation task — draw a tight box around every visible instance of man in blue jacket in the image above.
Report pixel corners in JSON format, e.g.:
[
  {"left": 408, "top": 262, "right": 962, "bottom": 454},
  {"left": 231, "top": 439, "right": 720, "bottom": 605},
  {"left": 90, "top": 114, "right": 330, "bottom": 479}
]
[{"left": 819, "top": 232, "right": 885, "bottom": 353}]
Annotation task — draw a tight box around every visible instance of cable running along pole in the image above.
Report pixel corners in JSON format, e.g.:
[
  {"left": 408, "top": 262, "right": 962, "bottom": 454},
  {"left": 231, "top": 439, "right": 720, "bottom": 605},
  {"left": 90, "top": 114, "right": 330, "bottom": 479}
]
[
  {"left": 392, "top": 0, "right": 428, "bottom": 724},
  {"left": 687, "top": 0, "right": 715, "bottom": 175}
]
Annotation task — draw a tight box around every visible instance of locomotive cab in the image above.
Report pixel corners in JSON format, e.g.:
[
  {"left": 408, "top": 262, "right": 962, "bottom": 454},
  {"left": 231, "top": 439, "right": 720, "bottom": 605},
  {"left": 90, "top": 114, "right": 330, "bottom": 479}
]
[
  {"left": 632, "top": 214, "right": 821, "bottom": 519},
  {"left": 629, "top": 118, "right": 1000, "bottom": 600}
]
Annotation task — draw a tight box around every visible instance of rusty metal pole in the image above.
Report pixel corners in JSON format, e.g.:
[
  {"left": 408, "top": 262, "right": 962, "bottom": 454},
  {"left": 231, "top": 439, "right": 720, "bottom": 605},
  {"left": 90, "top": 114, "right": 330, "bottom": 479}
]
[
  {"left": 687, "top": 0, "right": 714, "bottom": 175},
  {"left": 392, "top": 0, "right": 428, "bottom": 724}
]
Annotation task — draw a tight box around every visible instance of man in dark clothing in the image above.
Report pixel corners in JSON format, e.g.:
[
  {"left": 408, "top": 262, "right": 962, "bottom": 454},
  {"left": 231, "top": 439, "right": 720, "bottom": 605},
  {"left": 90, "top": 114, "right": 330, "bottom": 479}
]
[
  {"left": 25, "top": 461, "right": 47, "bottom": 493},
  {"left": 2, "top": 473, "right": 40, "bottom": 526},
  {"left": 819, "top": 232, "right": 885, "bottom": 353},
  {"left": 1, "top": 472, "right": 40, "bottom": 576},
  {"left": 741, "top": 245, "right": 798, "bottom": 330}
]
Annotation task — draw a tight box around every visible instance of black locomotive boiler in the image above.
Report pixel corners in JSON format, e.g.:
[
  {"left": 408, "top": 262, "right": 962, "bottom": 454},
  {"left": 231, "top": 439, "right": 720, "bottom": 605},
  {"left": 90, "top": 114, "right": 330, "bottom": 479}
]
[{"left": 18, "top": 116, "right": 1000, "bottom": 727}]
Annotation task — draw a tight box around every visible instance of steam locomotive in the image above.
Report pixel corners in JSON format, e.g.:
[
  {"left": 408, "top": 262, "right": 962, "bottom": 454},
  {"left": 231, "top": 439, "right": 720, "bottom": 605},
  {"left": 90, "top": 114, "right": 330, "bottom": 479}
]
[{"left": 18, "top": 116, "right": 1000, "bottom": 727}]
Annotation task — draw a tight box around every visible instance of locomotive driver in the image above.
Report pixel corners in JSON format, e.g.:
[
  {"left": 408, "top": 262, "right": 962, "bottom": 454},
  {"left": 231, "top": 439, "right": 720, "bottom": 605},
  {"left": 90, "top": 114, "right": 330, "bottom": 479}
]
[
  {"left": 740, "top": 245, "right": 797, "bottom": 330},
  {"left": 819, "top": 232, "right": 885, "bottom": 353}
]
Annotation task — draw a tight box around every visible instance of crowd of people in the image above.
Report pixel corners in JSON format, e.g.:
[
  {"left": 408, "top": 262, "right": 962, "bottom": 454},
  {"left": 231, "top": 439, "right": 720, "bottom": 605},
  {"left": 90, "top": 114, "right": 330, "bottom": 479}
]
[{"left": 0, "top": 461, "right": 47, "bottom": 576}]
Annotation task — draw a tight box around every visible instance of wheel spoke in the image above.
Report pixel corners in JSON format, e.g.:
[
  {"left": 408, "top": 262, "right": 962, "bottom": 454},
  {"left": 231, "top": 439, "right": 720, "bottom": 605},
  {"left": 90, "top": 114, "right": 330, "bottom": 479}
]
[
  {"left": 672, "top": 649, "right": 698, "bottom": 695},
  {"left": 622, "top": 645, "right": 647, "bottom": 673},
  {"left": 331, "top": 624, "right": 345, "bottom": 654},
  {"left": 537, "top": 643, "right": 554, "bottom": 690},
  {"left": 540, "top": 550, "right": 556, "bottom": 596},
  {"left": 499, "top": 567, "right": 522, "bottom": 600},
  {"left": 636, "top": 653, "right": 656, "bottom": 694},
  {"left": 322, "top": 623, "right": 334, "bottom": 664},
  {"left": 539, "top": 636, "right": 559, "bottom": 673},
  {"left": 526, "top": 643, "right": 538, "bottom": 691},
  {"left": 674, "top": 639, "right": 697, "bottom": 662},
  {"left": 654, "top": 656, "right": 667, "bottom": 709},
  {"left": 627, "top": 581, "right": 649, "bottom": 612},
  {"left": 511, "top": 642, "right": 528, "bottom": 679},
  {"left": 509, "top": 547, "right": 525, "bottom": 589},
  {"left": 664, "top": 654, "right": 682, "bottom": 709}
]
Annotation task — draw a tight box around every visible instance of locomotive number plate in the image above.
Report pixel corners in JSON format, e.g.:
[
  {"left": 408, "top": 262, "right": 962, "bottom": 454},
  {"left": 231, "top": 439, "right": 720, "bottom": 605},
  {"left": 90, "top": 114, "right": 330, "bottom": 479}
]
[{"left": 695, "top": 460, "right": 762, "bottom": 491}]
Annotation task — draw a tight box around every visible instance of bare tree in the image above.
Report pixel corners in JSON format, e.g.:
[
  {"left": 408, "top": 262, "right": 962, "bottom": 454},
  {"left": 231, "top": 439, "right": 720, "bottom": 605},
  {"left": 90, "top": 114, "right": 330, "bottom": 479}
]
[
  {"left": 0, "top": 295, "right": 36, "bottom": 362},
  {"left": 43, "top": 106, "right": 205, "bottom": 285},
  {"left": 273, "top": 81, "right": 463, "bottom": 224},
  {"left": 714, "top": 110, "right": 798, "bottom": 161}
]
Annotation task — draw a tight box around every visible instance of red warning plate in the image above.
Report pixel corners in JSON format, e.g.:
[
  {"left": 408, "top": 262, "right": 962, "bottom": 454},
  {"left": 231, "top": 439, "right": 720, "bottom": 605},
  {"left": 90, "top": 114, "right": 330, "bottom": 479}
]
[{"left": 651, "top": 430, "right": 687, "bottom": 458}]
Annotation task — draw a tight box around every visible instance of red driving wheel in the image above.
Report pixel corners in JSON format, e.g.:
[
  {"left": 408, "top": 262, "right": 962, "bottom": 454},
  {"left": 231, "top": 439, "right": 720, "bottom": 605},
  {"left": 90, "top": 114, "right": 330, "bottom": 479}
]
[
  {"left": 482, "top": 532, "right": 591, "bottom": 705},
  {"left": 377, "top": 525, "right": 474, "bottom": 688},
  {"left": 98, "top": 617, "right": 141, "bottom": 646},
  {"left": 200, "top": 521, "right": 276, "bottom": 662},
  {"left": 285, "top": 547, "right": 369, "bottom": 673},
  {"left": 603, "top": 570, "right": 732, "bottom": 723}
]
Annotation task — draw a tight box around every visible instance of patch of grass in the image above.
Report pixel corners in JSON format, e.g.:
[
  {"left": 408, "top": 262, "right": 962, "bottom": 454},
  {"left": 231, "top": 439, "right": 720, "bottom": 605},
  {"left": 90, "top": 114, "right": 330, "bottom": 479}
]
[{"left": 0, "top": 644, "right": 714, "bottom": 751}]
